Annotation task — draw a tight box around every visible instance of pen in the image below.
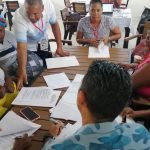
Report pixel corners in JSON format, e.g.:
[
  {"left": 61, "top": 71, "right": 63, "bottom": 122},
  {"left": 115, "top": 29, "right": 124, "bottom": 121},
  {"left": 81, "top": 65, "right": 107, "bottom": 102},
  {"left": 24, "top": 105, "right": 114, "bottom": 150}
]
[
  {"left": 49, "top": 118, "right": 65, "bottom": 128},
  {"left": 122, "top": 116, "right": 126, "bottom": 123},
  {"left": 49, "top": 118, "right": 60, "bottom": 124}
]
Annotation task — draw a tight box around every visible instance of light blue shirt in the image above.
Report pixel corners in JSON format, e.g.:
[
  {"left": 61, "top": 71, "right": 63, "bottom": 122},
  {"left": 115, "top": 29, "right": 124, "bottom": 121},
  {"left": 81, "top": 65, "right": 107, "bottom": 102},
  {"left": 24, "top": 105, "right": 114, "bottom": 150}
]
[
  {"left": 13, "top": 0, "right": 57, "bottom": 51},
  {"left": 42, "top": 121, "right": 150, "bottom": 150}
]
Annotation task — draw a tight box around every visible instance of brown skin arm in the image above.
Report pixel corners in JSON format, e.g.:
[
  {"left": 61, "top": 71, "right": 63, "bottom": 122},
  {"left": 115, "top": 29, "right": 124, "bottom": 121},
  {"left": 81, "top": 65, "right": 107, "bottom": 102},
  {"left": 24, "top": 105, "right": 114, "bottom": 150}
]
[
  {"left": 102, "top": 26, "right": 121, "bottom": 44},
  {"left": 12, "top": 134, "right": 31, "bottom": 150},
  {"left": 121, "top": 107, "right": 150, "bottom": 118},
  {"left": 76, "top": 31, "right": 100, "bottom": 48},
  {"left": 132, "top": 63, "right": 150, "bottom": 89},
  {"left": 76, "top": 26, "right": 121, "bottom": 46},
  {"left": 16, "top": 42, "right": 28, "bottom": 90},
  {"left": 51, "top": 22, "right": 69, "bottom": 56}
]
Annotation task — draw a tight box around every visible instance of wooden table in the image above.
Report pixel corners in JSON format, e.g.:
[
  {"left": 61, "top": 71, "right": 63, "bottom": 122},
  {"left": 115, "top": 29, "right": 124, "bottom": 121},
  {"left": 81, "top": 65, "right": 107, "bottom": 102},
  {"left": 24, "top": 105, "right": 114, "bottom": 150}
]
[{"left": 11, "top": 46, "right": 130, "bottom": 150}]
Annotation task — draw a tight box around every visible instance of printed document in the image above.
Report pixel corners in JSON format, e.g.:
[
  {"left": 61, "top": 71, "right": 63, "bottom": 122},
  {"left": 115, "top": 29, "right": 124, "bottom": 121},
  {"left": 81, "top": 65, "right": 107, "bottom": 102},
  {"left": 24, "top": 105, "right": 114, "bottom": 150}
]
[
  {"left": 12, "top": 87, "right": 61, "bottom": 107},
  {"left": 51, "top": 74, "right": 84, "bottom": 121}
]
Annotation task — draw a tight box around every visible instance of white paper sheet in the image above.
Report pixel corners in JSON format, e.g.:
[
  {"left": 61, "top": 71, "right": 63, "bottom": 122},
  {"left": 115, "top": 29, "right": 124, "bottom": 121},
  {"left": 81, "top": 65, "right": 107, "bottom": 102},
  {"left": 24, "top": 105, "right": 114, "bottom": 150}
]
[
  {"left": 43, "top": 72, "right": 71, "bottom": 89},
  {"left": 73, "top": 74, "right": 84, "bottom": 83},
  {"left": 46, "top": 56, "right": 79, "bottom": 69},
  {"left": 56, "top": 121, "right": 82, "bottom": 140},
  {"left": 0, "top": 111, "right": 41, "bottom": 150},
  {"left": 50, "top": 74, "right": 84, "bottom": 122},
  {"left": 51, "top": 101, "right": 81, "bottom": 121},
  {"left": 88, "top": 43, "right": 110, "bottom": 58},
  {"left": 12, "top": 87, "right": 61, "bottom": 107}
]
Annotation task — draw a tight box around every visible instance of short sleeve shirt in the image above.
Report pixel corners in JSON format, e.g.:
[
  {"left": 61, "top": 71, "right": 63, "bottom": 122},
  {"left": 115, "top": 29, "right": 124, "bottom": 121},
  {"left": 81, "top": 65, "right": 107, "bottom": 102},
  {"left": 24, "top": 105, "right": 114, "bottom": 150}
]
[
  {"left": 0, "top": 30, "right": 17, "bottom": 68},
  {"left": 13, "top": 0, "right": 57, "bottom": 51},
  {"left": 0, "top": 68, "right": 5, "bottom": 86},
  {"left": 77, "top": 15, "right": 116, "bottom": 40},
  {"left": 42, "top": 121, "right": 150, "bottom": 150}
]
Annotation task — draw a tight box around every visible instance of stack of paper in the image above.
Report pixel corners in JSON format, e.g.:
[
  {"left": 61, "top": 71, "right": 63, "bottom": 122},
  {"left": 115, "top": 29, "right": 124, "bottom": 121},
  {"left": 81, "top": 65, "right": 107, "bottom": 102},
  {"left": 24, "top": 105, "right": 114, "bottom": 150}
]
[
  {"left": 43, "top": 72, "right": 71, "bottom": 89},
  {"left": 0, "top": 111, "right": 41, "bottom": 150},
  {"left": 51, "top": 74, "right": 84, "bottom": 121},
  {"left": 46, "top": 56, "right": 79, "bottom": 69},
  {"left": 12, "top": 87, "right": 61, "bottom": 107},
  {"left": 88, "top": 42, "right": 110, "bottom": 58}
]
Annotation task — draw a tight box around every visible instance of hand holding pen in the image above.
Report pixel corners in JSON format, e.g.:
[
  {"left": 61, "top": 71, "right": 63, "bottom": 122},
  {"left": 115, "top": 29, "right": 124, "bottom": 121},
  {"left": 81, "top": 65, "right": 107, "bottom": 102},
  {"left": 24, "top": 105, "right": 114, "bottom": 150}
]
[{"left": 49, "top": 118, "right": 65, "bottom": 137}]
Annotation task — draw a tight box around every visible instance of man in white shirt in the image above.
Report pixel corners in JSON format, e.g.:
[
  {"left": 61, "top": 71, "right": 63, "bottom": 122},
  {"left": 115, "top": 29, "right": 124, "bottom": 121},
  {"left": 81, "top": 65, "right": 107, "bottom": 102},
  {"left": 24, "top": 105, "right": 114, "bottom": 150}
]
[{"left": 13, "top": 0, "right": 69, "bottom": 89}]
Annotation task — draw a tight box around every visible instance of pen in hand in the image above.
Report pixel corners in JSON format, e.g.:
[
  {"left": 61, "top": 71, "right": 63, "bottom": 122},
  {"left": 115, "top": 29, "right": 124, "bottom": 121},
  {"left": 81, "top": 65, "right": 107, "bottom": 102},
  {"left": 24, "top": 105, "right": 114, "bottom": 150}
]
[
  {"left": 122, "top": 115, "right": 126, "bottom": 123},
  {"left": 49, "top": 118, "right": 65, "bottom": 136}
]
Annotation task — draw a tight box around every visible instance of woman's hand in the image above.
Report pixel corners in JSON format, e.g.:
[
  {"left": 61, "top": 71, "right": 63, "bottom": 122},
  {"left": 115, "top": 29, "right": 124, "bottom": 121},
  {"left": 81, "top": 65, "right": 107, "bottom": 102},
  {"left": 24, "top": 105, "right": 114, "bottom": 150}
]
[
  {"left": 88, "top": 39, "right": 99, "bottom": 48},
  {"left": 101, "top": 36, "right": 109, "bottom": 45},
  {"left": 121, "top": 107, "right": 139, "bottom": 119}
]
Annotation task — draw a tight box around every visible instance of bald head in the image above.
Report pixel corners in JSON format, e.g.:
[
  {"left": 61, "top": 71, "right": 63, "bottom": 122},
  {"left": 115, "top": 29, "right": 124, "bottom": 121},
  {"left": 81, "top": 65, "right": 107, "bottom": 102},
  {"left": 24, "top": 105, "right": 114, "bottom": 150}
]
[{"left": 25, "top": 0, "right": 44, "bottom": 23}]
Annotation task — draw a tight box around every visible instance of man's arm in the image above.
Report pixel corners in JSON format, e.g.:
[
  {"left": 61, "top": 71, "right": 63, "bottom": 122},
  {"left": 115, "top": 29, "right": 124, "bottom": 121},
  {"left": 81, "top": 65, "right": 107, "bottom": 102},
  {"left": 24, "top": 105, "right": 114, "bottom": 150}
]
[
  {"left": 51, "top": 22, "right": 69, "bottom": 56},
  {"left": 17, "top": 42, "right": 28, "bottom": 89}
]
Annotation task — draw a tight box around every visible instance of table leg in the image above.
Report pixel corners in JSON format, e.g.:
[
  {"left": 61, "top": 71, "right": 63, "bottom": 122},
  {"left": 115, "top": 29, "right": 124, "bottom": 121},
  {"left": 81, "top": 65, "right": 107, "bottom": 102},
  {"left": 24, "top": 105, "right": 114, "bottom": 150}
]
[{"left": 123, "top": 27, "right": 130, "bottom": 48}]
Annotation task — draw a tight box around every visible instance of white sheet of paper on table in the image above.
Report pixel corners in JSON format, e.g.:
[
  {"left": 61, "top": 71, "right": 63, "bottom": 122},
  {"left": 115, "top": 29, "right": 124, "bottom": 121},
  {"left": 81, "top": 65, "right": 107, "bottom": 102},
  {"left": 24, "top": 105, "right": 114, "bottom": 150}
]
[
  {"left": 46, "top": 56, "right": 79, "bottom": 69},
  {"left": 88, "top": 43, "right": 110, "bottom": 58},
  {"left": 0, "top": 111, "right": 41, "bottom": 150},
  {"left": 12, "top": 87, "right": 61, "bottom": 107},
  {"left": 50, "top": 74, "right": 84, "bottom": 122},
  {"left": 43, "top": 72, "right": 71, "bottom": 89}
]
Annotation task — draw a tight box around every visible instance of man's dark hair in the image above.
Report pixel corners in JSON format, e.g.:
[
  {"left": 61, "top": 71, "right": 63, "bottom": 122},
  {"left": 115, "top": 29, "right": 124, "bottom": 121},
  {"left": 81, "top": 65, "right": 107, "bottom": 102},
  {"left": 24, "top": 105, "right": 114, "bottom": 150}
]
[
  {"left": 80, "top": 60, "right": 132, "bottom": 120},
  {"left": 90, "top": 0, "right": 102, "bottom": 7},
  {"left": 25, "top": 0, "right": 43, "bottom": 5}
]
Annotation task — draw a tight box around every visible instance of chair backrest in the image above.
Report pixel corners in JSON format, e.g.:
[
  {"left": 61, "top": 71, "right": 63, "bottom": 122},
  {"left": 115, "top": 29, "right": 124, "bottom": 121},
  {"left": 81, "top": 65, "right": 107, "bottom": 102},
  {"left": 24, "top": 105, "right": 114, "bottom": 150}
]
[
  {"left": 64, "top": 0, "right": 71, "bottom": 8},
  {"left": 143, "top": 21, "right": 150, "bottom": 38},
  {"left": 60, "top": 8, "right": 70, "bottom": 21},
  {"left": 126, "top": 0, "right": 129, "bottom": 7},
  {"left": 6, "top": 1, "right": 19, "bottom": 12},
  {"left": 72, "top": 2, "right": 86, "bottom": 15}
]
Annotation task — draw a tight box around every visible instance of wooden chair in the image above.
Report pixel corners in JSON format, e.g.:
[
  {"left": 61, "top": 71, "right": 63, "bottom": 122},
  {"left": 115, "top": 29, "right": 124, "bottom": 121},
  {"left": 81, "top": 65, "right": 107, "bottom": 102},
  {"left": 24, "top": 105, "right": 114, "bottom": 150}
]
[
  {"left": 5, "top": 1, "right": 19, "bottom": 30},
  {"left": 64, "top": 0, "right": 73, "bottom": 13},
  {"left": 72, "top": 2, "right": 86, "bottom": 16},
  {"left": 60, "top": 8, "right": 80, "bottom": 41},
  {"left": 48, "top": 39, "right": 72, "bottom": 46},
  {"left": 124, "top": 21, "right": 150, "bottom": 48}
]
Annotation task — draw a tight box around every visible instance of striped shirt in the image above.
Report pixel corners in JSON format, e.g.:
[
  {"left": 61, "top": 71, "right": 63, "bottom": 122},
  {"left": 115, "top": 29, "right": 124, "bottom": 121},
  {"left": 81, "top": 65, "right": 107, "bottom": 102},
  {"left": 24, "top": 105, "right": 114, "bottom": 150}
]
[{"left": 0, "top": 30, "right": 17, "bottom": 69}]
